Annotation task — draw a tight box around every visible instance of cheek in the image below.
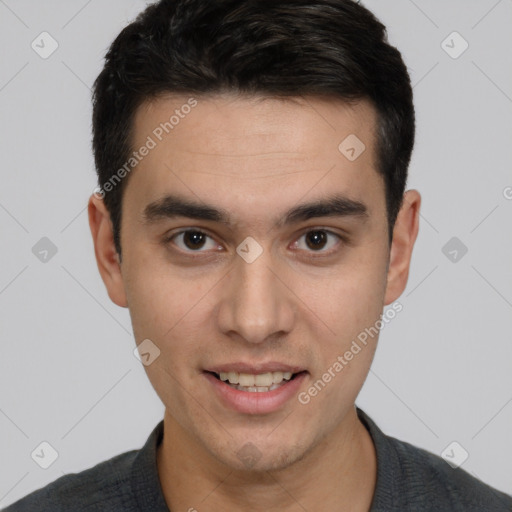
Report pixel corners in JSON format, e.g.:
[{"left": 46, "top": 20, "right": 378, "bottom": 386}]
[
  {"left": 122, "top": 251, "right": 220, "bottom": 362},
  {"left": 124, "top": 266, "right": 213, "bottom": 402},
  {"left": 296, "top": 253, "right": 388, "bottom": 345},
  {"left": 299, "top": 263, "right": 386, "bottom": 411},
  {"left": 126, "top": 273, "right": 203, "bottom": 339}
]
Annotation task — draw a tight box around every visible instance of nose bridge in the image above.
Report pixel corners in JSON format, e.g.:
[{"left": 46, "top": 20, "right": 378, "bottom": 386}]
[{"left": 217, "top": 246, "right": 295, "bottom": 344}]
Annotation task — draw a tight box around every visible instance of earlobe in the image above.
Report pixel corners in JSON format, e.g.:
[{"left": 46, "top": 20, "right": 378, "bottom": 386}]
[
  {"left": 384, "top": 189, "right": 421, "bottom": 305},
  {"left": 88, "top": 194, "right": 128, "bottom": 308}
]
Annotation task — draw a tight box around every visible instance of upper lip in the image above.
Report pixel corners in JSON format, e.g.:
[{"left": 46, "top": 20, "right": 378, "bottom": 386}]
[{"left": 205, "top": 362, "right": 306, "bottom": 374}]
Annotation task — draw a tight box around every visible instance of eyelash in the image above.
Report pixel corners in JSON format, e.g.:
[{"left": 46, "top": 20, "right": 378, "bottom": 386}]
[{"left": 163, "top": 228, "right": 345, "bottom": 259}]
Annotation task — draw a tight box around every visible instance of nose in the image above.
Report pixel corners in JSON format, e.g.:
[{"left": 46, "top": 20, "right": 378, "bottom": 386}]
[{"left": 216, "top": 248, "right": 295, "bottom": 345}]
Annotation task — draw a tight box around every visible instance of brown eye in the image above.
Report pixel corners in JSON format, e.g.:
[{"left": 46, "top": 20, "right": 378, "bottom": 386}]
[
  {"left": 293, "top": 229, "right": 342, "bottom": 254},
  {"left": 168, "top": 230, "right": 219, "bottom": 252},
  {"left": 305, "top": 231, "right": 328, "bottom": 250},
  {"left": 183, "top": 231, "right": 207, "bottom": 250}
]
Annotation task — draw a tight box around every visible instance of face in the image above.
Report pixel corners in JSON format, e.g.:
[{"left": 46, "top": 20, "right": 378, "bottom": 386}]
[{"left": 89, "top": 93, "right": 419, "bottom": 472}]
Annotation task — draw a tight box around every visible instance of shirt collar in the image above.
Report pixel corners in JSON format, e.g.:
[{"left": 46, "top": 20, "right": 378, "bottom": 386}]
[
  {"left": 357, "top": 407, "right": 400, "bottom": 511},
  {"left": 130, "top": 420, "right": 169, "bottom": 512}
]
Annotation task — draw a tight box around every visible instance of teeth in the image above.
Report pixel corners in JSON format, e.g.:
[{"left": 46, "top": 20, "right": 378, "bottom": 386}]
[
  {"left": 238, "top": 373, "right": 255, "bottom": 387},
  {"left": 227, "top": 371, "right": 239, "bottom": 384},
  {"left": 233, "top": 383, "right": 284, "bottom": 392},
  {"left": 216, "top": 370, "right": 295, "bottom": 388},
  {"left": 272, "top": 371, "right": 283, "bottom": 384},
  {"left": 255, "top": 373, "right": 273, "bottom": 387}
]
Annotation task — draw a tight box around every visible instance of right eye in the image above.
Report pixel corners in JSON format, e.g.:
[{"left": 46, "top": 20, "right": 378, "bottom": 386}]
[{"left": 164, "top": 229, "right": 223, "bottom": 254}]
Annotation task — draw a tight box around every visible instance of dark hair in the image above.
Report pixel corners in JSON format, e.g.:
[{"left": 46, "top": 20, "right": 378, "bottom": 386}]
[{"left": 92, "top": 0, "right": 415, "bottom": 255}]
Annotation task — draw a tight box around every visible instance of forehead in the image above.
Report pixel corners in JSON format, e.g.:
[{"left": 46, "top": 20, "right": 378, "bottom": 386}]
[
  {"left": 133, "top": 92, "right": 378, "bottom": 159},
  {"left": 125, "top": 93, "right": 385, "bottom": 228}
]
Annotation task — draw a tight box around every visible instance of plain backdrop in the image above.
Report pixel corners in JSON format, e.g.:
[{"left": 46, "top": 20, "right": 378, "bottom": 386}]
[{"left": 1, "top": 0, "right": 511, "bottom": 507}]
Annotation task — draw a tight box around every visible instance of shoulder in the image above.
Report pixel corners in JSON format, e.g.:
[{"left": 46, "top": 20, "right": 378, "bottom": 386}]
[
  {"left": 389, "top": 435, "right": 512, "bottom": 511},
  {"left": 356, "top": 408, "right": 512, "bottom": 512},
  {"left": 2, "top": 449, "right": 138, "bottom": 512}
]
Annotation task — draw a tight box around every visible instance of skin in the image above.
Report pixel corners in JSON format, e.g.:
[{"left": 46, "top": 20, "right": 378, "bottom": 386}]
[{"left": 89, "top": 93, "right": 420, "bottom": 511}]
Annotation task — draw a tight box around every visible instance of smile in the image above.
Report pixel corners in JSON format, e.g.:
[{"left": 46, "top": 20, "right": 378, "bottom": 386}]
[
  {"left": 204, "top": 367, "right": 308, "bottom": 414},
  {"left": 214, "top": 371, "right": 294, "bottom": 392}
]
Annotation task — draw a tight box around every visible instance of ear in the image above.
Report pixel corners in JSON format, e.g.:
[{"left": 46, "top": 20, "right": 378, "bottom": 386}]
[
  {"left": 384, "top": 189, "right": 421, "bottom": 305},
  {"left": 88, "top": 194, "right": 128, "bottom": 308}
]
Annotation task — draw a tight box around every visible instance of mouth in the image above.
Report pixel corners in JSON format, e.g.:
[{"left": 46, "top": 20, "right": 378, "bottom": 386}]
[
  {"left": 203, "top": 365, "right": 308, "bottom": 415},
  {"left": 207, "top": 370, "right": 305, "bottom": 392}
]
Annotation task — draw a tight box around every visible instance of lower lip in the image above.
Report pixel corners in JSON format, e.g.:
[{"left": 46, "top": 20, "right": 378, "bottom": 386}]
[{"left": 204, "top": 372, "right": 307, "bottom": 415}]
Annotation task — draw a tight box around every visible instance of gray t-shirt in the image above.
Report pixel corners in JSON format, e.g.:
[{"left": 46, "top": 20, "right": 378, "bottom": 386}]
[{"left": 3, "top": 408, "right": 511, "bottom": 511}]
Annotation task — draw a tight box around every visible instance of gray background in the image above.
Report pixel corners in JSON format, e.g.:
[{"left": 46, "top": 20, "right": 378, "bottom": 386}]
[{"left": 1, "top": 0, "right": 511, "bottom": 507}]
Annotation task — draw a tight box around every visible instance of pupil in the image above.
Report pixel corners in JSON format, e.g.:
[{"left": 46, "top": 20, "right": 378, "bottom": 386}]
[
  {"left": 306, "top": 231, "right": 326, "bottom": 250},
  {"left": 184, "top": 231, "right": 205, "bottom": 250}
]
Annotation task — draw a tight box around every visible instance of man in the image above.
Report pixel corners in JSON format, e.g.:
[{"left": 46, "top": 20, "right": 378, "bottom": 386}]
[{"left": 4, "top": 0, "right": 511, "bottom": 511}]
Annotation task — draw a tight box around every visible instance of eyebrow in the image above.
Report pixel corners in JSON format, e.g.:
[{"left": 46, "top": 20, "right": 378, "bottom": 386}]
[{"left": 143, "top": 193, "right": 368, "bottom": 228}]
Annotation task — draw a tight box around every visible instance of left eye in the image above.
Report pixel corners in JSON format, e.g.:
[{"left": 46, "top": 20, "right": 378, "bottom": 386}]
[
  {"left": 292, "top": 230, "right": 341, "bottom": 253},
  {"left": 170, "top": 230, "right": 220, "bottom": 252}
]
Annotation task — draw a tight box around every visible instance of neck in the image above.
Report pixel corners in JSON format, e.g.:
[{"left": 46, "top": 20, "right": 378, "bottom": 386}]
[{"left": 156, "top": 407, "right": 377, "bottom": 512}]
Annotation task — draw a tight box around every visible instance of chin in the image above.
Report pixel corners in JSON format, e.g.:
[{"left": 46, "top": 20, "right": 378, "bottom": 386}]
[{"left": 211, "top": 436, "right": 310, "bottom": 473}]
